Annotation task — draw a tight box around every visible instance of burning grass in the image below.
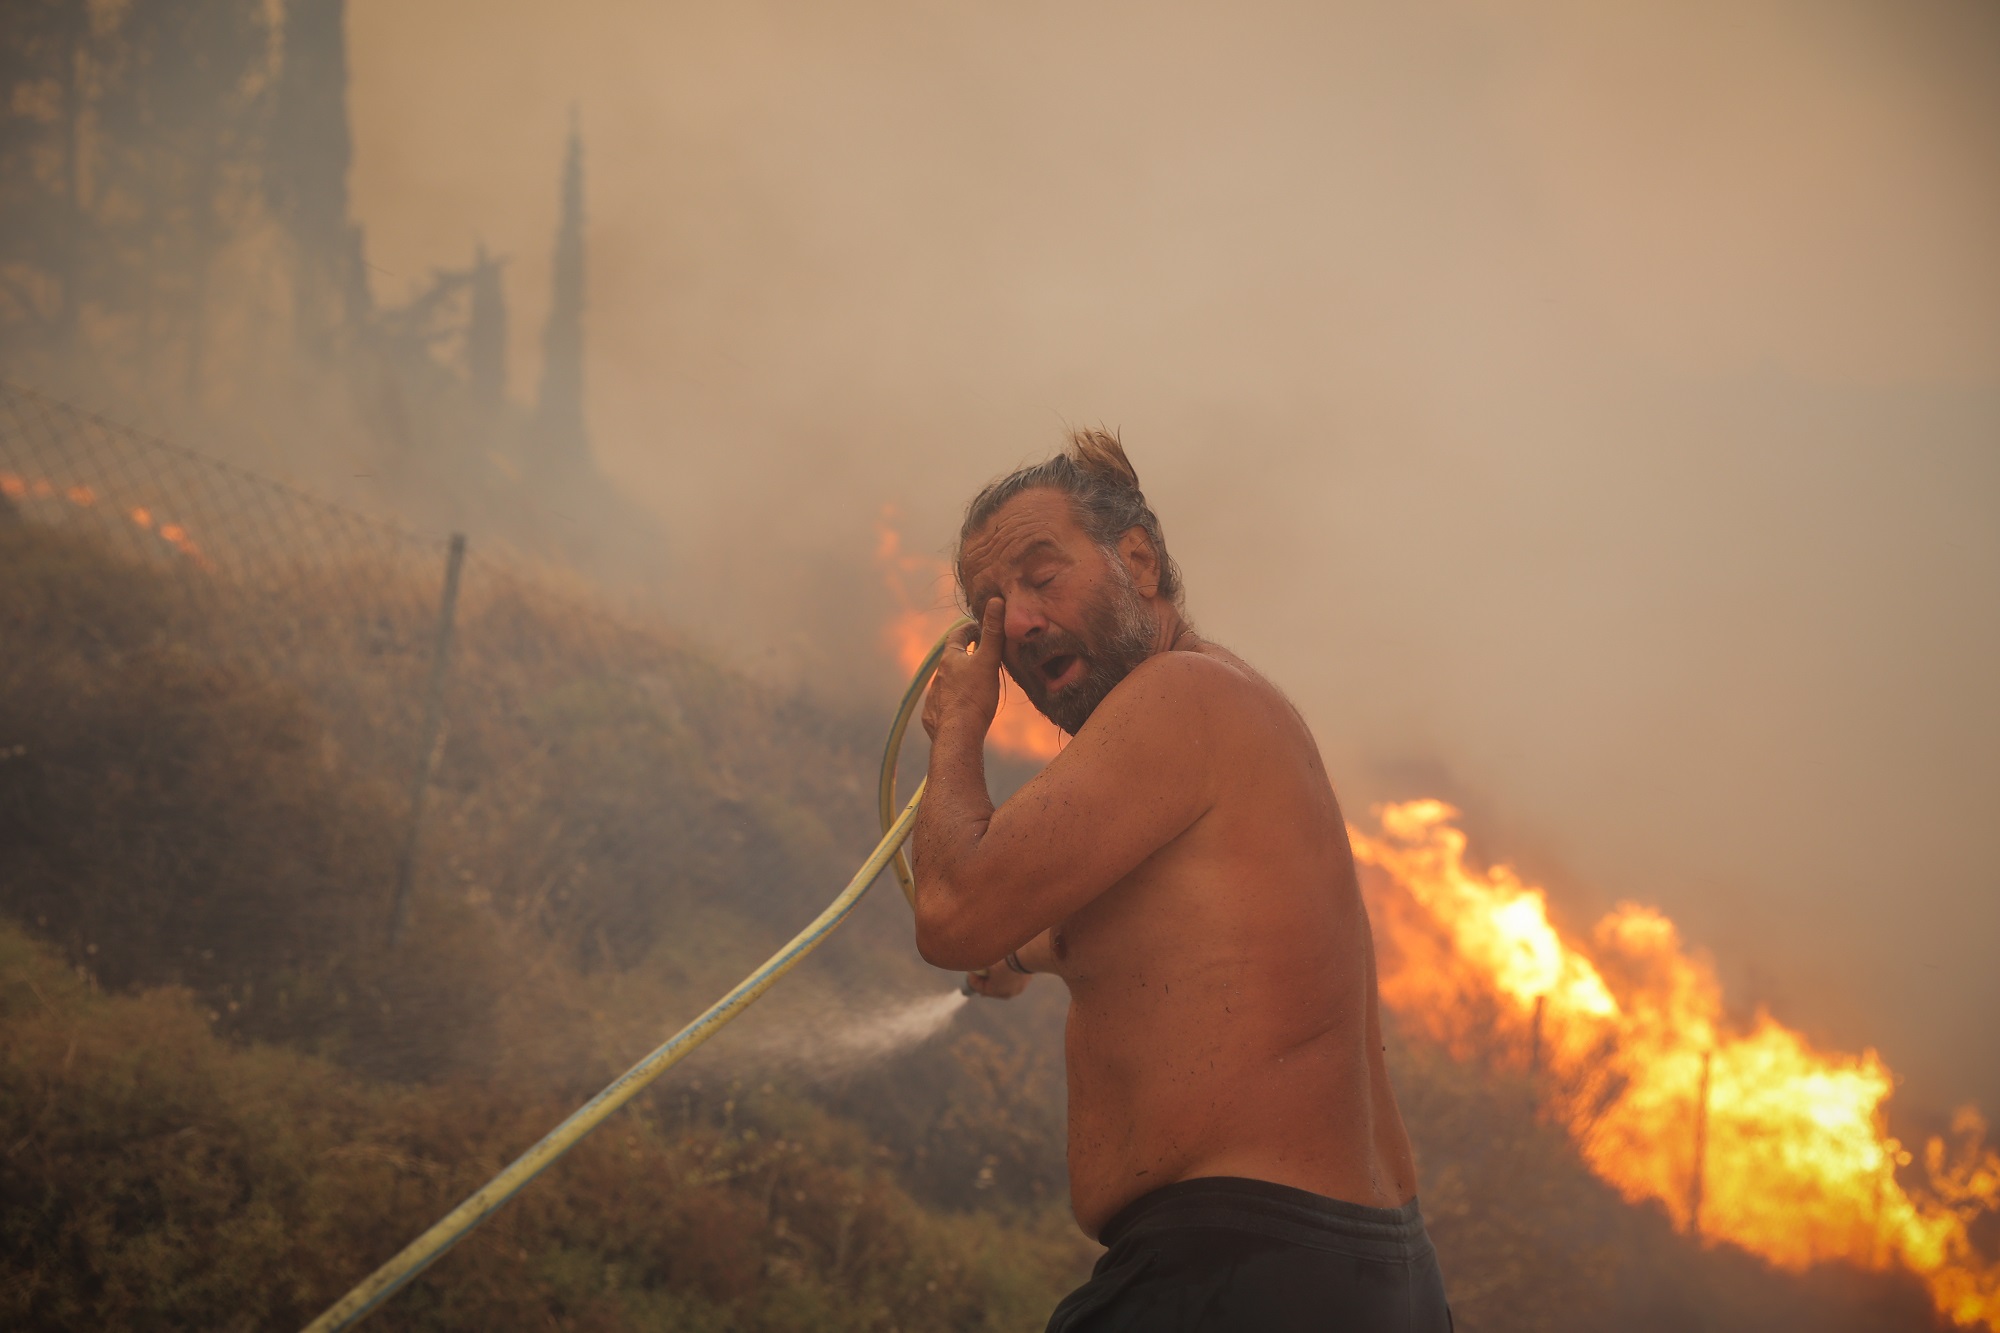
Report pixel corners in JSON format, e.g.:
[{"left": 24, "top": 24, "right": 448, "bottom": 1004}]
[{"left": 1357, "top": 800, "right": 1999, "bottom": 1330}]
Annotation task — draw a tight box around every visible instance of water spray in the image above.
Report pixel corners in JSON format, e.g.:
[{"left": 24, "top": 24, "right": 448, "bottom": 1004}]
[{"left": 302, "top": 618, "right": 972, "bottom": 1332}]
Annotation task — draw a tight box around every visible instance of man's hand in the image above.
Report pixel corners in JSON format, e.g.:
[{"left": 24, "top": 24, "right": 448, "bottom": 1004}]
[
  {"left": 963, "top": 963, "right": 1031, "bottom": 1000},
  {"left": 922, "top": 597, "right": 1005, "bottom": 742}
]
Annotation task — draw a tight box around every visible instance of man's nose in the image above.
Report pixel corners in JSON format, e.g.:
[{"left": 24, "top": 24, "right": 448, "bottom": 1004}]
[{"left": 1004, "top": 597, "right": 1047, "bottom": 644}]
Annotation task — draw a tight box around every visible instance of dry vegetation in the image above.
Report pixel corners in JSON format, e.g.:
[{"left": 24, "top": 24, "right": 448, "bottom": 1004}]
[
  {"left": 0, "top": 919, "right": 1086, "bottom": 1332},
  {"left": 0, "top": 522, "right": 1949, "bottom": 1330}
]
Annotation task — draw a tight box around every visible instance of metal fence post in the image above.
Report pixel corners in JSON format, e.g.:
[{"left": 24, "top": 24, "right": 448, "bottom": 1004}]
[{"left": 387, "top": 532, "right": 466, "bottom": 946}]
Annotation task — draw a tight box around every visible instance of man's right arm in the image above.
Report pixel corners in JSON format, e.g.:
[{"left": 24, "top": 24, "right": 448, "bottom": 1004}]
[{"left": 914, "top": 649, "right": 1221, "bottom": 970}]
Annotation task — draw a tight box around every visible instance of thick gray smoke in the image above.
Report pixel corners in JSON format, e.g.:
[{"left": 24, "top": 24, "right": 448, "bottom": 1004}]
[
  {"left": 28, "top": 0, "right": 2000, "bottom": 1114},
  {"left": 351, "top": 0, "right": 2000, "bottom": 1114}
]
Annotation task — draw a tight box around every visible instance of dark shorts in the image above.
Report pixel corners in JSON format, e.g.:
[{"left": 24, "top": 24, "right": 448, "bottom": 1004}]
[{"left": 1046, "top": 1177, "right": 1453, "bottom": 1333}]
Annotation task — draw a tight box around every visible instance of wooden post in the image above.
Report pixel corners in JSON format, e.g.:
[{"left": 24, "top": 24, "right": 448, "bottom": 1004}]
[
  {"left": 1690, "top": 1049, "right": 1713, "bottom": 1239},
  {"left": 387, "top": 533, "right": 466, "bottom": 946}
]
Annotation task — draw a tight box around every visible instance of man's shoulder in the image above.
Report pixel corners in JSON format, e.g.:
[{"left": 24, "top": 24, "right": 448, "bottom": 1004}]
[{"left": 1106, "top": 645, "right": 1265, "bottom": 719}]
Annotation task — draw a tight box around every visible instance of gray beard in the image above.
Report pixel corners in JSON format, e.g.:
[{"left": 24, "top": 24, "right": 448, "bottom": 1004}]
[{"left": 1007, "top": 564, "right": 1158, "bottom": 735}]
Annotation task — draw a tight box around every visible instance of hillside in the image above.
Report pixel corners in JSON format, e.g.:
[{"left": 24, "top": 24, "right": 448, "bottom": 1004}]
[{"left": 0, "top": 520, "right": 1951, "bottom": 1330}]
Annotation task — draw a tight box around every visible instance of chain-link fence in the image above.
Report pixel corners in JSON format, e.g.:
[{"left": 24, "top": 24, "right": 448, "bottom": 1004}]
[
  {"left": 0, "top": 381, "right": 896, "bottom": 1037},
  {"left": 2, "top": 380, "right": 463, "bottom": 774}
]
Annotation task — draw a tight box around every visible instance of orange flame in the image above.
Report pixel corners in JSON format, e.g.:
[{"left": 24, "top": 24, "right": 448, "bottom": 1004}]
[
  {"left": 874, "top": 506, "right": 1063, "bottom": 764},
  {"left": 1353, "top": 799, "right": 1999, "bottom": 1329}
]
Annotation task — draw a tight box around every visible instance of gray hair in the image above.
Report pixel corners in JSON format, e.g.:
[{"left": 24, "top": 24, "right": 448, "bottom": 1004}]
[{"left": 956, "top": 428, "right": 1183, "bottom": 607}]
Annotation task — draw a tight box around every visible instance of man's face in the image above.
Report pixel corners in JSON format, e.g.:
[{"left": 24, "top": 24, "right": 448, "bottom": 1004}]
[{"left": 958, "top": 488, "right": 1158, "bottom": 734}]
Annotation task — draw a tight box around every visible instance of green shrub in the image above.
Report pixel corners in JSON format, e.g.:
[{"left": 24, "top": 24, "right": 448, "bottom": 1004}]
[{"left": 0, "top": 920, "right": 1090, "bottom": 1331}]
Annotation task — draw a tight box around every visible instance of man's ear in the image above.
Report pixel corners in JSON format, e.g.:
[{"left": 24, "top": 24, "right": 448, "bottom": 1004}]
[{"left": 1118, "top": 527, "right": 1161, "bottom": 598}]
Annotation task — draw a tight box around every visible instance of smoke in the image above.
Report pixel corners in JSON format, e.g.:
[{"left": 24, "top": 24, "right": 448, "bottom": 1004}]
[{"left": 22, "top": 0, "right": 1988, "bottom": 1117}]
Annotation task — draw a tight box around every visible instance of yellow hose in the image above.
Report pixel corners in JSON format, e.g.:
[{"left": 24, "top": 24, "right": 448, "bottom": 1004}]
[
  {"left": 880, "top": 620, "right": 966, "bottom": 907},
  {"left": 302, "top": 619, "right": 968, "bottom": 1332}
]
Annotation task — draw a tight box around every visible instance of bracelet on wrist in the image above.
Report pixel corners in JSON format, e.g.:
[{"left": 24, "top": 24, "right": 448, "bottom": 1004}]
[{"left": 1004, "top": 951, "right": 1033, "bottom": 975}]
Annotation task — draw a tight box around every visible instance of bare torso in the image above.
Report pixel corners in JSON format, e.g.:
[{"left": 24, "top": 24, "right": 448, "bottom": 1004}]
[
  {"left": 911, "top": 488, "right": 1419, "bottom": 1242},
  {"left": 1031, "top": 642, "right": 1416, "bottom": 1237}
]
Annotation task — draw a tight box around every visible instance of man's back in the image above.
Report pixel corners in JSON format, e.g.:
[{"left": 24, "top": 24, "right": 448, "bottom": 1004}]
[{"left": 1043, "top": 641, "right": 1418, "bottom": 1236}]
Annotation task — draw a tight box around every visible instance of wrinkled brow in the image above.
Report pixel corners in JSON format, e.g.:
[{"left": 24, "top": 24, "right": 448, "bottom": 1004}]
[{"left": 965, "top": 536, "right": 1063, "bottom": 608}]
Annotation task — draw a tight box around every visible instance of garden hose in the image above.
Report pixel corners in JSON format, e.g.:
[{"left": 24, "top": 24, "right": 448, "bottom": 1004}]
[{"left": 302, "top": 617, "right": 971, "bottom": 1332}]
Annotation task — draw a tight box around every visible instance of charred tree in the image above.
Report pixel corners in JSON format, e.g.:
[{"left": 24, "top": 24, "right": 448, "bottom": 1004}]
[{"left": 531, "top": 117, "right": 590, "bottom": 480}]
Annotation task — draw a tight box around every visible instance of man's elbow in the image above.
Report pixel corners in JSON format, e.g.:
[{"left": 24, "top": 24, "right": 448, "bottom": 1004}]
[{"left": 913, "top": 892, "right": 997, "bottom": 971}]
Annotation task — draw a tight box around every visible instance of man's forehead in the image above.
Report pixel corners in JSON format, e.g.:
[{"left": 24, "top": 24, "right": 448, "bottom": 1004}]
[{"left": 960, "top": 490, "right": 1084, "bottom": 589}]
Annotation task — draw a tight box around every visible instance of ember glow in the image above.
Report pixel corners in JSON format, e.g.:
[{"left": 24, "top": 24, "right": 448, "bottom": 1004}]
[
  {"left": 1353, "top": 799, "right": 2000, "bottom": 1329},
  {"left": 874, "top": 507, "right": 1063, "bottom": 763},
  {"left": 2, "top": 473, "right": 211, "bottom": 569}
]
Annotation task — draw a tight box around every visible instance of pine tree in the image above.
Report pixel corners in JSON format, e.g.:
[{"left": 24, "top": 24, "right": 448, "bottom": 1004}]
[
  {"left": 265, "top": 0, "right": 369, "bottom": 357},
  {"left": 531, "top": 117, "right": 589, "bottom": 477},
  {"left": 93, "top": 0, "right": 272, "bottom": 397}
]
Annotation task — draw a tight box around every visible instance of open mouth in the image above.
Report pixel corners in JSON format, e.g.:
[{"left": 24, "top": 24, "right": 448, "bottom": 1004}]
[{"left": 1038, "top": 654, "right": 1083, "bottom": 690}]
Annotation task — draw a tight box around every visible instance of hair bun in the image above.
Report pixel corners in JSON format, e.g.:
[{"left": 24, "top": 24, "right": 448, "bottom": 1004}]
[{"left": 1065, "top": 428, "right": 1140, "bottom": 490}]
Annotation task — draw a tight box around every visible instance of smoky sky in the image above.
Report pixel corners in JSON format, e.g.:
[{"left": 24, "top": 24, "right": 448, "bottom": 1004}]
[{"left": 347, "top": 0, "right": 2000, "bottom": 1113}]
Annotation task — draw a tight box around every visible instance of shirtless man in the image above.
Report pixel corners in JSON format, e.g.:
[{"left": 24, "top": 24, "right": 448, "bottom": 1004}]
[{"left": 913, "top": 431, "right": 1451, "bottom": 1332}]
